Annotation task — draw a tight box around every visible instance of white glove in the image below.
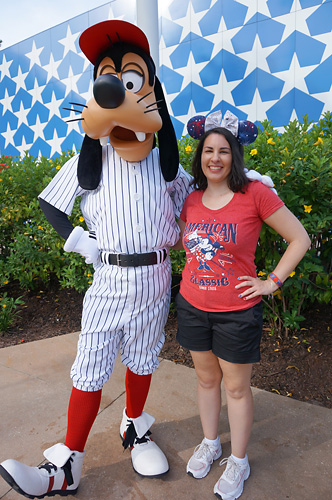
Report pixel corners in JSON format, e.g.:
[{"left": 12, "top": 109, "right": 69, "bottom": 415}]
[
  {"left": 244, "top": 168, "right": 277, "bottom": 193},
  {"left": 64, "top": 226, "right": 99, "bottom": 265}
]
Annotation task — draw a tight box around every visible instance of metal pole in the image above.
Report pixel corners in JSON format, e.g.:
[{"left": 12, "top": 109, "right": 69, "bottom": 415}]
[{"left": 136, "top": 0, "right": 159, "bottom": 76}]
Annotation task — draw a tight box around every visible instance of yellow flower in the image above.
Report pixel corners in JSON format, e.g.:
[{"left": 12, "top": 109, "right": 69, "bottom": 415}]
[
  {"left": 250, "top": 149, "right": 258, "bottom": 156},
  {"left": 56, "top": 165, "right": 61, "bottom": 170},
  {"left": 304, "top": 205, "right": 312, "bottom": 213},
  {"left": 3, "top": 280, "right": 9, "bottom": 285},
  {"left": 289, "top": 271, "right": 295, "bottom": 278},
  {"left": 2, "top": 304, "right": 7, "bottom": 308},
  {"left": 38, "top": 226, "right": 44, "bottom": 230},
  {"left": 273, "top": 288, "right": 282, "bottom": 299},
  {"left": 258, "top": 271, "right": 266, "bottom": 276},
  {"left": 185, "top": 145, "right": 192, "bottom": 152},
  {"left": 267, "top": 138, "right": 275, "bottom": 145},
  {"left": 314, "top": 137, "right": 323, "bottom": 145},
  {"left": 280, "top": 161, "right": 285, "bottom": 166},
  {"left": 286, "top": 172, "right": 291, "bottom": 176},
  {"left": 79, "top": 216, "right": 84, "bottom": 222}
]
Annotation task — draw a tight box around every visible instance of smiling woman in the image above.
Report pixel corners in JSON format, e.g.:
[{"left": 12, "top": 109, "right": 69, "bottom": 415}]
[{"left": 174, "top": 118, "right": 310, "bottom": 499}]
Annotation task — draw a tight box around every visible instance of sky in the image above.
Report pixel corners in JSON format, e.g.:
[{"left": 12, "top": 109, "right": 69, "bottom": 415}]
[{"left": 0, "top": 0, "right": 110, "bottom": 49}]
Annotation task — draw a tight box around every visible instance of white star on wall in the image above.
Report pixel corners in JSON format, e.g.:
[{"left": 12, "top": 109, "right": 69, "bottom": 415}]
[
  {"left": 12, "top": 66, "right": 28, "bottom": 92},
  {"left": 208, "top": 68, "right": 236, "bottom": 111},
  {"left": 46, "top": 92, "right": 63, "bottom": 119},
  {"left": 63, "top": 66, "right": 82, "bottom": 95},
  {"left": 58, "top": 25, "right": 80, "bottom": 58},
  {"left": 43, "top": 53, "right": 62, "bottom": 83},
  {"left": 0, "top": 88, "right": 15, "bottom": 114},
  {"left": 16, "top": 101, "right": 30, "bottom": 127},
  {"left": 49, "top": 129, "right": 64, "bottom": 158},
  {"left": 3, "top": 121, "right": 16, "bottom": 149},
  {"left": 30, "top": 79, "right": 45, "bottom": 107},
  {"left": 17, "top": 135, "right": 32, "bottom": 158},
  {"left": 25, "top": 40, "right": 44, "bottom": 69},
  {"left": 0, "top": 53, "right": 13, "bottom": 79},
  {"left": 179, "top": 2, "right": 207, "bottom": 43},
  {"left": 30, "top": 115, "right": 46, "bottom": 143}
]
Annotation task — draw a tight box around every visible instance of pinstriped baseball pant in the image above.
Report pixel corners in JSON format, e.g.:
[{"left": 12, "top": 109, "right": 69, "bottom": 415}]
[{"left": 70, "top": 258, "right": 172, "bottom": 391}]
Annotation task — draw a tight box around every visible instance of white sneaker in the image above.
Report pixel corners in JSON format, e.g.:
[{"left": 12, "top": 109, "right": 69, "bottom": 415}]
[
  {"left": 214, "top": 456, "right": 250, "bottom": 500},
  {"left": 187, "top": 438, "right": 222, "bottom": 479}
]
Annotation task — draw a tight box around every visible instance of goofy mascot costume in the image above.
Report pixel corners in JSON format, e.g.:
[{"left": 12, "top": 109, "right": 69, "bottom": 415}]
[{"left": 0, "top": 19, "right": 193, "bottom": 498}]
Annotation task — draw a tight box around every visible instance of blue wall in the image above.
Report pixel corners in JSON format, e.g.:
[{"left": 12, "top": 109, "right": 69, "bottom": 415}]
[{"left": 1, "top": 0, "right": 332, "bottom": 158}]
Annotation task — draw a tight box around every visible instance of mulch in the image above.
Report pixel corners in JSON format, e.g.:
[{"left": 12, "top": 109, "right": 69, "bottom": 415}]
[{"left": 1, "top": 280, "right": 331, "bottom": 409}]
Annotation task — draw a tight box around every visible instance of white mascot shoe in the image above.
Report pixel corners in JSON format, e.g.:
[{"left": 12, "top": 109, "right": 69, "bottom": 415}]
[
  {"left": 120, "top": 409, "right": 169, "bottom": 477},
  {"left": 0, "top": 443, "right": 84, "bottom": 498}
]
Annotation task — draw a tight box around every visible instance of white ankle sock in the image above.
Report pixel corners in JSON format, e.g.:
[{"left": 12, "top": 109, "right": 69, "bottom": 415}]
[
  {"left": 231, "top": 453, "right": 248, "bottom": 465},
  {"left": 203, "top": 436, "right": 220, "bottom": 448}
]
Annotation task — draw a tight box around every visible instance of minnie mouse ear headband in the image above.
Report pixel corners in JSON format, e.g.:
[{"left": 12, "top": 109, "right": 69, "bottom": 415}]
[{"left": 187, "top": 110, "right": 258, "bottom": 145}]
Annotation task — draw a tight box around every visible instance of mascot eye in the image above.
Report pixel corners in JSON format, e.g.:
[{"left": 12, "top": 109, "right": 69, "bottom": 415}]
[{"left": 121, "top": 70, "right": 144, "bottom": 93}]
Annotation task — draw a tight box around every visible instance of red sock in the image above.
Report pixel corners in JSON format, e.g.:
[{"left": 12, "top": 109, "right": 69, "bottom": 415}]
[
  {"left": 65, "top": 387, "right": 102, "bottom": 452},
  {"left": 125, "top": 368, "right": 152, "bottom": 419}
]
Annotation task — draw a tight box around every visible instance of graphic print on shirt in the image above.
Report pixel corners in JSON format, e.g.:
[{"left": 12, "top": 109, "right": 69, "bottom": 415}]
[{"left": 183, "top": 218, "right": 237, "bottom": 291}]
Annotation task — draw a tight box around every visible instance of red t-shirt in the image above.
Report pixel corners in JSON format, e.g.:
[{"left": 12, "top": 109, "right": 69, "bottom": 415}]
[{"left": 179, "top": 181, "right": 284, "bottom": 312}]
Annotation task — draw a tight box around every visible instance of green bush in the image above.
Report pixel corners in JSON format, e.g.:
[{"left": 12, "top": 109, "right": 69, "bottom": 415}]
[
  {"left": 244, "top": 112, "right": 332, "bottom": 336},
  {"left": 0, "top": 114, "right": 331, "bottom": 337},
  {"left": 0, "top": 293, "right": 24, "bottom": 334},
  {"left": 0, "top": 151, "right": 93, "bottom": 298}
]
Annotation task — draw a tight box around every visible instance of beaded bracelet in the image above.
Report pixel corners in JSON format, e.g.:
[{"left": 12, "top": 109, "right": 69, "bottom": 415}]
[{"left": 268, "top": 272, "right": 283, "bottom": 287}]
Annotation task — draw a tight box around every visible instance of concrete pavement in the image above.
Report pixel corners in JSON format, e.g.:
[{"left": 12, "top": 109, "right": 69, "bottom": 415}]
[{"left": 0, "top": 332, "right": 331, "bottom": 500}]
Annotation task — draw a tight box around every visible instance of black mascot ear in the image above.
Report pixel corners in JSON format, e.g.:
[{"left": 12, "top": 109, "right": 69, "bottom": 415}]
[
  {"left": 154, "top": 76, "right": 179, "bottom": 182},
  {"left": 77, "top": 135, "right": 103, "bottom": 190}
]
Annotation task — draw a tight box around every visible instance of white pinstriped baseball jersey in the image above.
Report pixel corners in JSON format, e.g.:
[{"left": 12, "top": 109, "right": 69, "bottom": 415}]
[
  {"left": 39, "top": 145, "right": 193, "bottom": 389},
  {"left": 39, "top": 145, "right": 192, "bottom": 253}
]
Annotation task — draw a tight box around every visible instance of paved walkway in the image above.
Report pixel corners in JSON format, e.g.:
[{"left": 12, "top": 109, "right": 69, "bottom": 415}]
[{"left": 0, "top": 332, "right": 331, "bottom": 500}]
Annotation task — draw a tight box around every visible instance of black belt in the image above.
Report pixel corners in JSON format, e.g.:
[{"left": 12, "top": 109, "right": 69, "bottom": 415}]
[{"left": 101, "top": 249, "right": 167, "bottom": 267}]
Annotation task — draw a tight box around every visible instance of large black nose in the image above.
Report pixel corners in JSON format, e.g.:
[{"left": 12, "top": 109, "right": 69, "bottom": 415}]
[{"left": 93, "top": 74, "right": 125, "bottom": 109}]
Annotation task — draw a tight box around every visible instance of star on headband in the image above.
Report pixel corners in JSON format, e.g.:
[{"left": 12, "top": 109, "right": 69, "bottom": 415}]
[{"left": 187, "top": 110, "right": 258, "bottom": 145}]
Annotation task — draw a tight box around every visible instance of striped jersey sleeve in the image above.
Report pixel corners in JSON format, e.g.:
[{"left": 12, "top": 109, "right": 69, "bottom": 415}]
[
  {"left": 38, "top": 154, "right": 86, "bottom": 215},
  {"left": 168, "top": 165, "right": 193, "bottom": 218}
]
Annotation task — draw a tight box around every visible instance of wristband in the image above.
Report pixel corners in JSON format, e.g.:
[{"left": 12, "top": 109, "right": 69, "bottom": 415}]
[{"left": 268, "top": 272, "right": 283, "bottom": 287}]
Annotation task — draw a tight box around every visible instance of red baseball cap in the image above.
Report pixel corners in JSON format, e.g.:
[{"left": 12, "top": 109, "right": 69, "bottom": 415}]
[{"left": 79, "top": 20, "right": 151, "bottom": 65}]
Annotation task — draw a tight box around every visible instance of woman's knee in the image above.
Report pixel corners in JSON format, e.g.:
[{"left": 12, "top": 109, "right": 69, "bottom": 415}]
[
  {"left": 223, "top": 380, "right": 251, "bottom": 400},
  {"left": 196, "top": 366, "right": 222, "bottom": 390},
  {"left": 191, "top": 350, "right": 222, "bottom": 389}
]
